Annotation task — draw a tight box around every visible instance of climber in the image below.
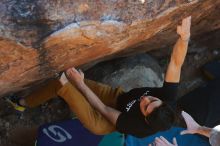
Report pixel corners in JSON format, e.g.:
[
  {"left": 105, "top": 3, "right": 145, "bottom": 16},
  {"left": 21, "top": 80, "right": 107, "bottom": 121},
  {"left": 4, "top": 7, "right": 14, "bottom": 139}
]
[
  {"left": 140, "top": 69, "right": 220, "bottom": 146},
  {"left": 6, "top": 16, "right": 191, "bottom": 137}
]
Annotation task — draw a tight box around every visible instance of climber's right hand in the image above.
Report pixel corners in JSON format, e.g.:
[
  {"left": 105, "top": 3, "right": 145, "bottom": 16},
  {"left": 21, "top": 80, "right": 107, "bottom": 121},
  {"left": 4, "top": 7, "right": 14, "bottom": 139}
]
[{"left": 177, "top": 16, "right": 191, "bottom": 41}]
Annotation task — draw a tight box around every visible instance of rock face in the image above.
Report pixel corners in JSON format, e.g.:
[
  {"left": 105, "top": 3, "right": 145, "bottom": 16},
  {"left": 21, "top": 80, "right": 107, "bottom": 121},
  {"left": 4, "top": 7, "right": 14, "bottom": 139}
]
[
  {"left": 0, "top": 0, "right": 220, "bottom": 97},
  {"left": 85, "top": 54, "right": 164, "bottom": 92}
]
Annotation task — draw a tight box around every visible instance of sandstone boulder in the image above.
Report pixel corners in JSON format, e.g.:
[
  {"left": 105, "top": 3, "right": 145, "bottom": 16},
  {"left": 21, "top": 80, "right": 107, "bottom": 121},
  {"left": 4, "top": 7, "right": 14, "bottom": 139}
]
[
  {"left": 85, "top": 54, "right": 164, "bottom": 91},
  {"left": 0, "top": 0, "right": 220, "bottom": 97}
]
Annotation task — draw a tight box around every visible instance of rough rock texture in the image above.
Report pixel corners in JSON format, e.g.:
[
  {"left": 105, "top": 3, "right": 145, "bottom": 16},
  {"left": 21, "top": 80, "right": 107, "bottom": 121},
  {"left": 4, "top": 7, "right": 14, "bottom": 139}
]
[
  {"left": 1, "top": 0, "right": 220, "bottom": 97},
  {"left": 85, "top": 54, "right": 164, "bottom": 91}
]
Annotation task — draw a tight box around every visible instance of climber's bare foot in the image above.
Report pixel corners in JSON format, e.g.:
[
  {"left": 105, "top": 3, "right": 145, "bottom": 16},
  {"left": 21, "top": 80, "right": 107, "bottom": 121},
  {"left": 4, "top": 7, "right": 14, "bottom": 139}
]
[{"left": 59, "top": 72, "right": 69, "bottom": 85}]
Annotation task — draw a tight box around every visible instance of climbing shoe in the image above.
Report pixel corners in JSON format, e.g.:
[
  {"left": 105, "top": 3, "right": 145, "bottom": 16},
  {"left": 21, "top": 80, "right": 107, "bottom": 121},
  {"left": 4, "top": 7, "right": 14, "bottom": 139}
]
[{"left": 3, "top": 95, "right": 26, "bottom": 112}]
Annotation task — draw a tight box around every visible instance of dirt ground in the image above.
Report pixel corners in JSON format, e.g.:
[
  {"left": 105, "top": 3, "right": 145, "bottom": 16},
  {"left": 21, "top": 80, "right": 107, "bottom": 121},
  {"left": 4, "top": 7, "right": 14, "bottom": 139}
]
[{"left": 0, "top": 47, "right": 219, "bottom": 146}]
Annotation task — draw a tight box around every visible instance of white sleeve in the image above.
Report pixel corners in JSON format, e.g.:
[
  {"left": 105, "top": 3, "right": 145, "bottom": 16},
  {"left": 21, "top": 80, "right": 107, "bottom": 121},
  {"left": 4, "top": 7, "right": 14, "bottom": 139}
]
[{"left": 209, "top": 125, "right": 220, "bottom": 146}]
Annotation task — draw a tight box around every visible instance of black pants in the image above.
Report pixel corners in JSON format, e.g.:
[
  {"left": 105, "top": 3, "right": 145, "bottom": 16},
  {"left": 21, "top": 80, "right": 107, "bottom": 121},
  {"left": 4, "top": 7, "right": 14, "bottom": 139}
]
[{"left": 177, "top": 78, "right": 220, "bottom": 127}]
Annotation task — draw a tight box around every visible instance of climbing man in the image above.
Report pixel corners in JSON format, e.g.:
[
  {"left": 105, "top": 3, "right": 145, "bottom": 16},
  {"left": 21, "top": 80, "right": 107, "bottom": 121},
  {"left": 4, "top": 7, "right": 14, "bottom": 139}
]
[{"left": 7, "top": 16, "right": 191, "bottom": 138}]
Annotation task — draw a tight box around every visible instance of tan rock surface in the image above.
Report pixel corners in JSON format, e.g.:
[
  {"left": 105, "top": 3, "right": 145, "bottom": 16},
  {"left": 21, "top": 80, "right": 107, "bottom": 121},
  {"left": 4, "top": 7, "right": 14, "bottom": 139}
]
[{"left": 0, "top": 0, "right": 220, "bottom": 97}]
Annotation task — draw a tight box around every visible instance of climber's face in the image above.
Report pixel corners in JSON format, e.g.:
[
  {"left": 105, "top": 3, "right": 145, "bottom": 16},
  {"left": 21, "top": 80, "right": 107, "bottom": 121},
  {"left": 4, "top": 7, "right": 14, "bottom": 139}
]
[{"left": 139, "top": 96, "right": 162, "bottom": 116}]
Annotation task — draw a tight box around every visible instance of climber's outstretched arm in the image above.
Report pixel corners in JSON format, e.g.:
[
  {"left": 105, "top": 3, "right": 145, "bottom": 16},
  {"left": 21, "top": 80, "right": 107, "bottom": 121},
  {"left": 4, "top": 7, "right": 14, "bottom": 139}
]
[
  {"left": 165, "top": 16, "right": 191, "bottom": 83},
  {"left": 65, "top": 68, "right": 121, "bottom": 125}
]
